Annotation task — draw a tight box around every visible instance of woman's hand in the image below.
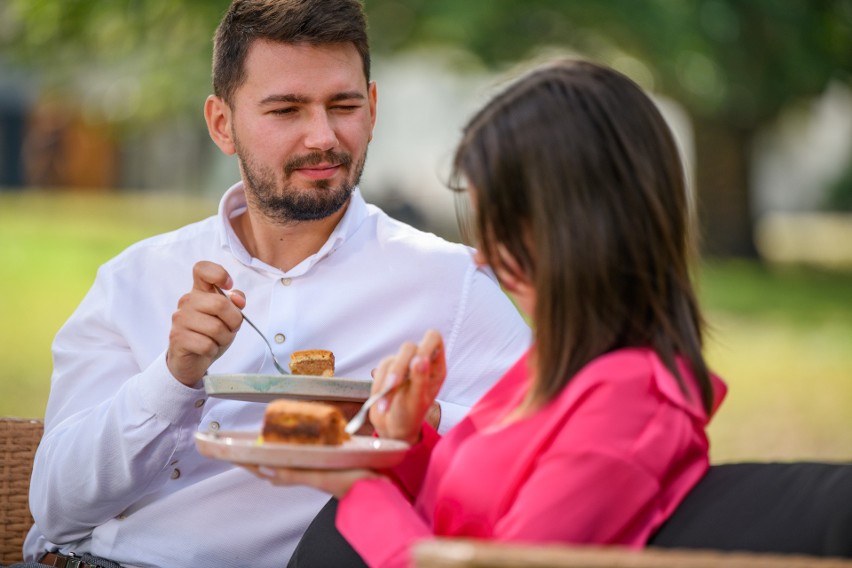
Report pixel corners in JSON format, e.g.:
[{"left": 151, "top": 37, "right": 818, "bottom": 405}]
[
  {"left": 242, "top": 465, "right": 379, "bottom": 499},
  {"left": 370, "top": 329, "right": 446, "bottom": 444}
]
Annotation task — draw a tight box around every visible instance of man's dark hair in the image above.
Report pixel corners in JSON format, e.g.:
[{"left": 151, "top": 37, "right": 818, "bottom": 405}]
[{"left": 213, "top": 0, "right": 370, "bottom": 103}]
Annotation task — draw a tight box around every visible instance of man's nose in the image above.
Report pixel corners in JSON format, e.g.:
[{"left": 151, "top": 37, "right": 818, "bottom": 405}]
[{"left": 303, "top": 111, "right": 338, "bottom": 151}]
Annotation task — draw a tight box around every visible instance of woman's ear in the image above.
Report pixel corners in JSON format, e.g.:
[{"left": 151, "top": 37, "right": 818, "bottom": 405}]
[
  {"left": 497, "top": 242, "right": 535, "bottom": 284},
  {"left": 494, "top": 244, "right": 536, "bottom": 316},
  {"left": 204, "top": 95, "right": 236, "bottom": 156}
]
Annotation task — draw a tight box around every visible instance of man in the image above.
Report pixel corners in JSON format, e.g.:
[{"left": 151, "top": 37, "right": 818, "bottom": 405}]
[{"left": 23, "top": 1, "right": 530, "bottom": 567}]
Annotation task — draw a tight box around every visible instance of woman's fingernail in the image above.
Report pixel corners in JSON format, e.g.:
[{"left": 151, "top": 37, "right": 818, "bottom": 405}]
[
  {"left": 385, "top": 372, "right": 398, "bottom": 387},
  {"left": 258, "top": 466, "right": 275, "bottom": 478},
  {"left": 377, "top": 399, "right": 387, "bottom": 414},
  {"left": 413, "top": 356, "right": 427, "bottom": 373}
]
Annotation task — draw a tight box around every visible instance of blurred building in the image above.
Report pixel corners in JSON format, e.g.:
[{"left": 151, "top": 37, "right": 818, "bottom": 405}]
[
  {"left": 2, "top": 53, "right": 851, "bottom": 258},
  {"left": 0, "top": 61, "right": 120, "bottom": 192},
  {"left": 23, "top": 95, "right": 119, "bottom": 190},
  {"left": 0, "top": 62, "right": 29, "bottom": 189}
]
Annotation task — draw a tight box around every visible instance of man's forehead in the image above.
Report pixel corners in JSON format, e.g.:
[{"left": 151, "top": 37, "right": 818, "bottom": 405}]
[
  {"left": 240, "top": 39, "right": 368, "bottom": 98},
  {"left": 244, "top": 39, "right": 363, "bottom": 75}
]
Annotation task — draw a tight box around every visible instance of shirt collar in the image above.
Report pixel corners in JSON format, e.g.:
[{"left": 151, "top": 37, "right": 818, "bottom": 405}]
[{"left": 217, "top": 181, "right": 370, "bottom": 276}]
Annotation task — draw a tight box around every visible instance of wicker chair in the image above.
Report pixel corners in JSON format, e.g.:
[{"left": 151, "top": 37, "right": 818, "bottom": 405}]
[
  {"left": 414, "top": 540, "right": 852, "bottom": 568},
  {"left": 0, "top": 417, "right": 43, "bottom": 565}
]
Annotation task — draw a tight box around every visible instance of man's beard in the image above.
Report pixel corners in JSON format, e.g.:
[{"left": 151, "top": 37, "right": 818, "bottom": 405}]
[{"left": 235, "top": 138, "right": 366, "bottom": 223}]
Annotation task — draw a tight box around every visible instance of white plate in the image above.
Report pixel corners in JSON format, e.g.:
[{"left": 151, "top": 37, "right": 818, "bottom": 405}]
[
  {"left": 195, "top": 431, "right": 409, "bottom": 469},
  {"left": 203, "top": 373, "right": 372, "bottom": 403}
]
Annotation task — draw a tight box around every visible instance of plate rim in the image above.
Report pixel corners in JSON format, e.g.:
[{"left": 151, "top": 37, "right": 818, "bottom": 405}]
[
  {"left": 202, "top": 373, "right": 373, "bottom": 403},
  {"left": 194, "top": 430, "right": 409, "bottom": 469}
]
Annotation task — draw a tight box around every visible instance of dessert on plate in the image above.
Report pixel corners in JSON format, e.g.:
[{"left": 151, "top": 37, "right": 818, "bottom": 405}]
[
  {"left": 289, "top": 349, "right": 335, "bottom": 377},
  {"left": 261, "top": 399, "right": 350, "bottom": 446}
]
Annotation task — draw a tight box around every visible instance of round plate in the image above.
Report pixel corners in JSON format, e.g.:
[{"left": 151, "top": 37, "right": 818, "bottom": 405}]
[
  {"left": 203, "top": 373, "right": 372, "bottom": 403},
  {"left": 195, "top": 431, "right": 409, "bottom": 470}
]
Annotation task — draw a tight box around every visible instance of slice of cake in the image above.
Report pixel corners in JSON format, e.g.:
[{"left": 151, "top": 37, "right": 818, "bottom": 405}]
[
  {"left": 261, "top": 399, "right": 350, "bottom": 445},
  {"left": 289, "top": 349, "right": 335, "bottom": 377}
]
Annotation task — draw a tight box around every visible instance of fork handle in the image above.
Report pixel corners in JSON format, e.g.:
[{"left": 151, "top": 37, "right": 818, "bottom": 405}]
[{"left": 345, "top": 380, "right": 400, "bottom": 435}]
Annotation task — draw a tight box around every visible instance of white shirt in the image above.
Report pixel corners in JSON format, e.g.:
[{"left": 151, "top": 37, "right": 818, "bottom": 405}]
[{"left": 26, "top": 183, "right": 531, "bottom": 568}]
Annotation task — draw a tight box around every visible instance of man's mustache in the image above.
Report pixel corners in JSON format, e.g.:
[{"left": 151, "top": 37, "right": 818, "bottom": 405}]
[{"left": 284, "top": 151, "right": 352, "bottom": 176}]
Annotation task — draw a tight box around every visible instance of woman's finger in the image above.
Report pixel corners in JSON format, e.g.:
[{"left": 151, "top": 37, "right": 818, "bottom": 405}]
[
  {"left": 376, "top": 342, "right": 416, "bottom": 413},
  {"left": 387, "top": 342, "right": 417, "bottom": 389},
  {"left": 409, "top": 330, "right": 445, "bottom": 396},
  {"left": 420, "top": 329, "right": 444, "bottom": 360},
  {"left": 370, "top": 356, "right": 395, "bottom": 396}
]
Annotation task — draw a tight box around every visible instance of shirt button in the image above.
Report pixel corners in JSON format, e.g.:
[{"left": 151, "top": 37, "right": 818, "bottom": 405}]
[
  {"left": 209, "top": 421, "right": 220, "bottom": 432},
  {"left": 171, "top": 468, "right": 181, "bottom": 480},
  {"left": 274, "top": 333, "right": 286, "bottom": 344},
  {"left": 280, "top": 277, "right": 292, "bottom": 286},
  {"left": 194, "top": 399, "right": 205, "bottom": 408}
]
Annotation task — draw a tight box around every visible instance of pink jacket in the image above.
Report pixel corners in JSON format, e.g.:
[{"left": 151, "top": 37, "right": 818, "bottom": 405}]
[{"left": 338, "top": 347, "right": 727, "bottom": 567}]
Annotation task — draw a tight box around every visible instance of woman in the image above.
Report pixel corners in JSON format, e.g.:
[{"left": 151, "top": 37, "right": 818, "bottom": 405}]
[{"left": 250, "top": 59, "right": 727, "bottom": 567}]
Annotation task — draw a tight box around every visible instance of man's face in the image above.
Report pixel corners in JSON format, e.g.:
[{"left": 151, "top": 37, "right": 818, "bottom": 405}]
[{"left": 229, "top": 40, "right": 376, "bottom": 222}]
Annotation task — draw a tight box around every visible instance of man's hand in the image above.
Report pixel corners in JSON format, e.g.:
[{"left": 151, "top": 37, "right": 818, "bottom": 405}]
[{"left": 166, "top": 261, "right": 245, "bottom": 386}]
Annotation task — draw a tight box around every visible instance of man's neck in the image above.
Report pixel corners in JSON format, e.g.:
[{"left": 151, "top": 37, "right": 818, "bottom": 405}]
[{"left": 231, "top": 201, "right": 349, "bottom": 272}]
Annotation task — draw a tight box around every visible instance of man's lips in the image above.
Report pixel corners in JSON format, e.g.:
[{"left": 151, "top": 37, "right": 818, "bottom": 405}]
[{"left": 293, "top": 163, "right": 341, "bottom": 180}]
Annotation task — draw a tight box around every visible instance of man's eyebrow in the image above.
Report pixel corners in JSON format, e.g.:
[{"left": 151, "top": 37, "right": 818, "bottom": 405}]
[
  {"left": 329, "top": 91, "right": 366, "bottom": 102},
  {"left": 258, "top": 92, "right": 366, "bottom": 105},
  {"left": 259, "top": 94, "right": 308, "bottom": 105}
]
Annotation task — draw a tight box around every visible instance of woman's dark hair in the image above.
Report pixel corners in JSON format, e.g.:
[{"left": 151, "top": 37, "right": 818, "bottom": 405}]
[
  {"left": 212, "top": 0, "right": 370, "bottom": 104},
  {"left": 452, "top": 59, "right": 714, "bottom": 413}
]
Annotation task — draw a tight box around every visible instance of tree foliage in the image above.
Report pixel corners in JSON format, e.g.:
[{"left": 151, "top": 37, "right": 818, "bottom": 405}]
[
  {"left": 368, "top": 0, "right": 852, "bottom": 124},
  {"left": 2, "top": 0, "right": 851, "bottom": 255},
  {"left": 7, "top": 0, "right": 848, "bottom": 128},
  {"left": 364, "top": 0, "right": 852, "bottom": 256},
  {"left": 0, "top": 0, "right": 229, "bottom": 122}
]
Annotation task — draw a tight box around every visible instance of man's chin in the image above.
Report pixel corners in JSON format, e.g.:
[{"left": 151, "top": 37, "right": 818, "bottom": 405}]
[{"left": 266, "top": 189, "right": 352, "bottom": 222}]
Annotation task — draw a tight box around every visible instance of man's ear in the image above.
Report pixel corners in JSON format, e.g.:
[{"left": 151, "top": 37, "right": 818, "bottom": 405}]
[
  {"left": 367, "top": 81, "right": 377, "bottom": 142},
  {"left": 204, "top": 95, "right": 236, "bottom": 156}
]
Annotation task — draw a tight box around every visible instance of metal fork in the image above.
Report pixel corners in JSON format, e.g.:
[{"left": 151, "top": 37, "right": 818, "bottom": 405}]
[
  {"left": 344, "top": 377, "right": 407, "bottom": 435},
  {"left": 215, "top": 286, "right": 289, "bottom": 375}
]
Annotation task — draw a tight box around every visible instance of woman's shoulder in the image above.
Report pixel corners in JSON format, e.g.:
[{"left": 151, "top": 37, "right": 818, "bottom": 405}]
[
  {"left": 561, "top": 347, "right": 720, "bottom": 422},
  {"left": 547, "top": 348, "right": 715, "bottom": 461},
  {"left": 570, "top": 347, "right": 658, "bottom": 389}
]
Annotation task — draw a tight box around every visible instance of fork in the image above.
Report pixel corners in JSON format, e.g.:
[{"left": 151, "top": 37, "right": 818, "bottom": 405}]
[
  {"left": 345, "top": 377, "right": 407, "bottom": 435},
  {"left": 215, "top": 286, "right": 289, "bottom": 375}
]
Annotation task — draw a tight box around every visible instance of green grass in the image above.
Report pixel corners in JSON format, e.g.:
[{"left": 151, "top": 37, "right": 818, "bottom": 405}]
[
  {"left": 697, "top": 260, "right": 852, "bottom": 462},
  {"left": 1, "top": 191, "right": 851, "bottom": 462},
  {"left": 699, "top": 260, "right": 852, "bottom": 324},
  {"left": 0, "top": 191, "right": 216, "bottom": 418}
]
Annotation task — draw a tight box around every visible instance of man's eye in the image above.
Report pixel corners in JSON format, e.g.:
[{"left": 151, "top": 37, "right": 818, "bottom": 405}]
[
  {"left": 331, "top": 105, "right": 359, "bottom": 111},
  {"left": 271, "top": 108, "right": 296, "bottom": 115}
]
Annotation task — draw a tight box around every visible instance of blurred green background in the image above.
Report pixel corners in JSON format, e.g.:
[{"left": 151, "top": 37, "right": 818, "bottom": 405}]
[{"left": 1, "top": 1, "right": 851, "bottom": 463}]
